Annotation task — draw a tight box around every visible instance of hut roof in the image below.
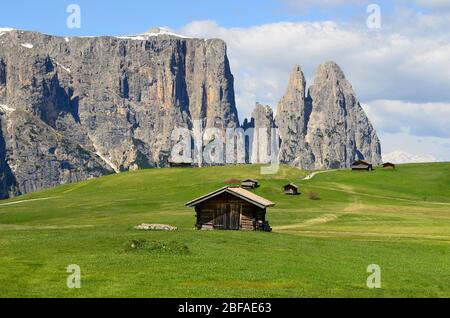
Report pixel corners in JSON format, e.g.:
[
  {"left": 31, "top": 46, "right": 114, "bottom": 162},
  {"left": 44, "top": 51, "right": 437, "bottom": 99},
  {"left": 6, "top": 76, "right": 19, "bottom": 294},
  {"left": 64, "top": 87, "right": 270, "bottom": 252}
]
[
  {"left": 283, "top": 183, "right": 298, "bottom": 189},
  {"left": 352, "top": 160, "right": 371, "bottom": 166},
  {"left": 186, "top": 186, "right": 274, "bottom": 209},
  {"left": 383, "top": 162, "right": 396, "bottom": 167},
  {"left": 241, "top": 179, "right": 259, "bottom": 183}
]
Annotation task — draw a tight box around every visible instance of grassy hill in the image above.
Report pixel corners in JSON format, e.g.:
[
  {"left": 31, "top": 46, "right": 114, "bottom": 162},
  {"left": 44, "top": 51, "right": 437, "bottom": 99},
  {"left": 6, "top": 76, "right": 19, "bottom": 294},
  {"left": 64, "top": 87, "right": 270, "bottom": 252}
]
[{"left": 0, "top": 163, "right": 449, "bottom": 297}]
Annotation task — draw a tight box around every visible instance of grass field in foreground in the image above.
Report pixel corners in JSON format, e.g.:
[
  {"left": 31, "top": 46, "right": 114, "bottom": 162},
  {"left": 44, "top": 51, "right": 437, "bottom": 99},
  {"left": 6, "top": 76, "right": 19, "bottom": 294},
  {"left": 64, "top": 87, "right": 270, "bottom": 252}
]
[{"left": 0, "top": 163, "right": 449, "bottom": 297}]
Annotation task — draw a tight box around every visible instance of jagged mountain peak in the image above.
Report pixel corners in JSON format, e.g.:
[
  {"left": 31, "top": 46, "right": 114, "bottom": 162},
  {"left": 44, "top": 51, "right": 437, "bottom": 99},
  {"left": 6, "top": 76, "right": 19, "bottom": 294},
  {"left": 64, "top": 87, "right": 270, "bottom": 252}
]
[
  {"left": 315, "top": 60, "right": 344, "bottom": 76},
  {"left": 276, "top": 61, "right": 382, "bottom": 169},
  {"left": 312, "top": 60, "right": 353, "bottom": 93},
  {"left": 282, "top": 65, "right": 306, "bottom": 101}
]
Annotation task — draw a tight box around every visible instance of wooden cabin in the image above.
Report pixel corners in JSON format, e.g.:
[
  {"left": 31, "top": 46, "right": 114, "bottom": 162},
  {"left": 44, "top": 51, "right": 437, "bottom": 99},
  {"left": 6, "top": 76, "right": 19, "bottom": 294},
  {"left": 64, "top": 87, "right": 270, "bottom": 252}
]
[
  {"left": 382, "top": 162, "right": 396, "bottom": 169},
  {"left": 351, "top": 160, "right": 373, "bottom": 171},
  {"left": 240, "top": 179, "right": 259, "bottom": 189},
  {"left": 168, "top": 161, "right": 193, "bottom": 168},
  {"left": 186, "top": 186, "right": 274, "bottom": 231},
  {"left": 283, "top": 183, "right": 299, "bottom": 195}
]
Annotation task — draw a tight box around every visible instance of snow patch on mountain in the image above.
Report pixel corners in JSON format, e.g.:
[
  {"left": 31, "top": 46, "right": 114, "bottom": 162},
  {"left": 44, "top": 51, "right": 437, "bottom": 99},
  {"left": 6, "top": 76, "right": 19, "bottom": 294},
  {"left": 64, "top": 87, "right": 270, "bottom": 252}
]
[
  {"left": 0, "top": 104, "right": 16, "bottom": 113},
  {"left": 116, "top": 27, "right": 193, "bottom": 40},
  {"left": 383, "top": 150, "right": 437, "bottom": 164},
  {"left": 0, "top": 27, "right": 14, "bottom": 37}
]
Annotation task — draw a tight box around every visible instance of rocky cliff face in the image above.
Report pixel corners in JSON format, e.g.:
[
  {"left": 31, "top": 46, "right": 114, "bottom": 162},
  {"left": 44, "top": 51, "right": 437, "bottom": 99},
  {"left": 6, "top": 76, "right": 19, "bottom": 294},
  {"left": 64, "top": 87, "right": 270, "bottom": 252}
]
[
  {"left": 276, "top": 65, "right": 314, "bottom": 168},
  {"left": 243, "top": 103, "right": 276, "bottom": 163},
  {"left": 276, "top": 62, "right": 382, "bottom": 169},
  {"left": 0, "top": 28, "right": 239, "bottom": 198},
  {"left": 0, "top": 28, "right": 382, "bottom": 199}
]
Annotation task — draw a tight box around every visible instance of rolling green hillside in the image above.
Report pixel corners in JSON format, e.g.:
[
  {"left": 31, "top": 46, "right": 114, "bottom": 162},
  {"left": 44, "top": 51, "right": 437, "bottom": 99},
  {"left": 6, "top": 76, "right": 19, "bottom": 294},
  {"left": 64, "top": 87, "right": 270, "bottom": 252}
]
[{"left": 0, "top": 163, "right": 449, "bottom": 297}]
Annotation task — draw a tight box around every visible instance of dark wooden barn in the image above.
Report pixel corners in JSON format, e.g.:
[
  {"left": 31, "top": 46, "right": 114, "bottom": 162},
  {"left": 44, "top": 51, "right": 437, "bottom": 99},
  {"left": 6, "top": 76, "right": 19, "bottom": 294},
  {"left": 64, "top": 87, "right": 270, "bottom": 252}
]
[
  {"left": 240, "top": 179, "right": 259, "bottom": 189},
  {"left": 382, "top": 162, "right": 396, "bottom": 169},
  {"left": 351, "top": 160, "right": 373, "bottom": 171},
  {"left": 168, "top": 161, "right": 193, "bottom": 168},
  {"left": 283, "top": 183, "right": 299, "bottom": 195},
  {"left": 186, "top": 186, "right": 274, "bottom": 231}
]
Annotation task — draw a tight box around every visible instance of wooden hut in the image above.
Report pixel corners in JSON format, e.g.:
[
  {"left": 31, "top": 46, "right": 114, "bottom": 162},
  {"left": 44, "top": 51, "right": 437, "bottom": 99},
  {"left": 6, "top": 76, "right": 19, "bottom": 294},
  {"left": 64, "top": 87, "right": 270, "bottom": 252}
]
[
  {"left": 283, "top": 183, "right": 299, "bottom": 195},
  {"left": 240, "top": 179, "right": 259, "bottom": 189},
  {"left": 351, "top": 160, "right": 373, "bottom": 171},
  {"left": 382, "top": 162, "right": 396, "bottom": 169},
  {"left": 186, "top": 186, "right": 274, "bottom": 231},
  {"left": 168, "top": 161, "right": 193, "bottom": 168}
]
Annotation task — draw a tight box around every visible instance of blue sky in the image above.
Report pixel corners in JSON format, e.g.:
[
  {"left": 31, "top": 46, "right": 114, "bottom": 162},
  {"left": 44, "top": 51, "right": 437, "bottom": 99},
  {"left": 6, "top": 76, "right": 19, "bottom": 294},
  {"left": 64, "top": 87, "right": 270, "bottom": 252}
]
[
  {"left": 1, "top": 0, "right": 450, "bottom": 161},
  {"left": 0, "top": 0, "right": 404, "bottom": 36}
]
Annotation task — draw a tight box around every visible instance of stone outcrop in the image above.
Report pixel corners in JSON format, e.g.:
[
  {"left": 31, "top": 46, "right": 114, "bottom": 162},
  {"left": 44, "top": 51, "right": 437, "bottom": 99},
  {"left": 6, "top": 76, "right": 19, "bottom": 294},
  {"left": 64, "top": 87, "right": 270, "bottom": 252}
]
[
  {"left": 134, "top": 223, "right": 177, "bottom": 231},
  {"left": 276, "top": 65, "right": 314, "bottom": 168},
  {"left": 275, "top": 62, "right": 382, "bottom": 169},
  {"left": 0, "top": 29, "right": 239, "bottom": 198},
  {"left": 246, "top": 103, "right": 276, "bottom": 163}
]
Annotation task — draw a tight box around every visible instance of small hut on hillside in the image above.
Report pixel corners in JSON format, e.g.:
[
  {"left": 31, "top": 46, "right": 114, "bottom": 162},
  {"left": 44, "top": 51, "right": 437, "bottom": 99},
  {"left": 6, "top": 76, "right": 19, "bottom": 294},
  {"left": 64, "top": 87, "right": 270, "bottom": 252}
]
[
  {"left": 240, "top": 179, "right": 259, "bottom": 189},
  {"left": 283, "top": 183, "right": 299, "bottom": 195},
  {"left": 382, "top": 162, "right": 396, "bottom": 169},
  {"left": 168, "top": 161, "right": 193, "bottom": 168},
  {"left": 186, "top": 186, "right": 274, "bottom": 231},
  {"left": 351, "top": 160, "right": 373, "bottom": 171}
]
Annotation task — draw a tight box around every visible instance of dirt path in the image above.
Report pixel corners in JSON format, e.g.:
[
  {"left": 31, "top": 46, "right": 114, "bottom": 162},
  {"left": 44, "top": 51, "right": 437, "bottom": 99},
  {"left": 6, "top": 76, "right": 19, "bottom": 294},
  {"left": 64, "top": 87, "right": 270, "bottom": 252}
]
[
  {"left": 281, "top": 229, "right": 450, "bottom": 241},
  {"left": 0, "top": 197, "right": 55, "bottom": 207},
  {"left": 302, "top": 169, "right": 338, "bottom": 180},
  {"left": 273, "top": 214, "right": 338, "bottom": 230},
  {"left": 309, "top": 184, "right": 450, "bottom": 206}
]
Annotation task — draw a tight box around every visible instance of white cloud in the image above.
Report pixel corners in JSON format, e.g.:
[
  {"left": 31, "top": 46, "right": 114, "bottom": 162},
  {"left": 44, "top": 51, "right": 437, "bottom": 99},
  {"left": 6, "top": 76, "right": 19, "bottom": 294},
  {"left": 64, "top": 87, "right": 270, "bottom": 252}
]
[
  {"left": 181, "top": 19, "right": 450, "bottom": 118},
  {"left": 363, "top": 100, "right": 450, "bottom": 161},
  {"left": 362, "top": 100, "right": 450, "bottom": 139},
  {"left": 378, "top": 132, "right": 450, "bottom": 161}
]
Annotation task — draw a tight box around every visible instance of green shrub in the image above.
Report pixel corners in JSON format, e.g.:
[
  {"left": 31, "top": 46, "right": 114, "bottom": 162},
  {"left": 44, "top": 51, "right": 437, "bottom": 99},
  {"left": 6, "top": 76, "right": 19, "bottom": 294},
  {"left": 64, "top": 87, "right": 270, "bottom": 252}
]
[
  {"left": 308, "top": 191, "right": 320, "bottom": 200},
  {"left": 124, "top": 239, "right": 189, "bottom": 254}
]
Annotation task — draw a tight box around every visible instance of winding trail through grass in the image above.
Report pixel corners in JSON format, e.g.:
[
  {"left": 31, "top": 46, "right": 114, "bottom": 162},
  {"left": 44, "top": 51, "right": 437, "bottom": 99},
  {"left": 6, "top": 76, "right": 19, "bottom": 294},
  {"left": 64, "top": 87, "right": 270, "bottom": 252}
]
[
  {"left": 308, "top": 184, "right": 450, "bottom": 206},
  {"left": 273, "top": 214, "right": 338, "bottom": 230},
  {"left": 283, "top": 229, "right": 450, "bottom": 242},
  {"left": 302, "top": 169, "right": 338, "bottom": 180},
  {"left": 301, "top": 169, "right": 450, "bottom": 206},
  {"left": 0, "top": 197, "right": 56, "bottom": 207}
]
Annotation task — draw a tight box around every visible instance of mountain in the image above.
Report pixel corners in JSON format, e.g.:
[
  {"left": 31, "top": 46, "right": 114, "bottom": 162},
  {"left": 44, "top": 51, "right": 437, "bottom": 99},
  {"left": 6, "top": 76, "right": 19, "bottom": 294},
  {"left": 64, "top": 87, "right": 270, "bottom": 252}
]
[
  {"left": 275, "top": 65, "right": 314, "bottom": 168},
  {"left": 0, "top": 28, "right": 238, "bottom": 198},
  {"left": 275, "top": 62, "right": 382, "bottom": 169},
  {"left": 383, "top": 150, "right": 437, "bottom": 164},
  {"left": 0, "top": 28, "right": 383, "bottom": 199},
  {"left": 243, "top": 102, "right": 276, "bottom": 163}
]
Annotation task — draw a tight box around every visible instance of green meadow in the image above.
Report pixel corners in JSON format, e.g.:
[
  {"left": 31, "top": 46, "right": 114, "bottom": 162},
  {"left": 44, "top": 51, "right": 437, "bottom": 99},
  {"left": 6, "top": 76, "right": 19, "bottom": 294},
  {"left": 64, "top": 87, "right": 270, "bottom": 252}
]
[{"left": 0, "top": 163, "right": 449, "bottom": 297}]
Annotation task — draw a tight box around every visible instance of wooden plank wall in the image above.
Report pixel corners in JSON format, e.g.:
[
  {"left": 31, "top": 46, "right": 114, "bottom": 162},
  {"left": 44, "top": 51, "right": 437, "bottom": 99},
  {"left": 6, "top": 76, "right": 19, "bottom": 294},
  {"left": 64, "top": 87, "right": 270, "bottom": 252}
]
[{"left": 196, "top": 192, "right": 263, "bottom": 230}]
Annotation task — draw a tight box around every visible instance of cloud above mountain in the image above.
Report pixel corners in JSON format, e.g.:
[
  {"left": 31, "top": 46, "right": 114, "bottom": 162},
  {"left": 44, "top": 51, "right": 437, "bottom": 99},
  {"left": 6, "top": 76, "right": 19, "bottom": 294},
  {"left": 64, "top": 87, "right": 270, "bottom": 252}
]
[
  {"left": 362, "top": 101, "right": 450, "bottom": 139},
  {"left": 180, "top": 17, "right": 450, "bottom": 115}
]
